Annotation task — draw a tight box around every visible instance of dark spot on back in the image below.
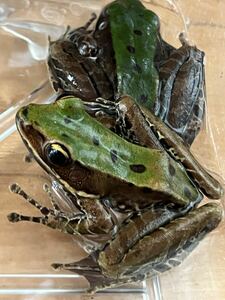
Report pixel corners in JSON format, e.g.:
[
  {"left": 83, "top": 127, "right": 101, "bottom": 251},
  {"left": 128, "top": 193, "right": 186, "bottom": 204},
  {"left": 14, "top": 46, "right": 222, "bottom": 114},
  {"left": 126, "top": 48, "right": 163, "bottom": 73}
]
[
  {"left": 139, "top": 94, "right": 148, "bottom": 104},
  {"left": 110, "top": 149, "right": 118, "bottom": 163},
  {"left": 62, "top": 133, "right": 69, "bottom": 138},
  {"left": 135, "top": 274, "right": 145, "bottom": 282},
  {"left": 184, "top": 187, "right": 192, "bottom": 198},
  {"left": 134, "top": 29, "right": 143, "bottom": 36},
  {"left": 168, "top": 164, "right": 176, "bottom": 176},
  {"left": 64, "top": 117, "right": 71, "bottom": 124},
  {"left": 183, "top": 239, "right": 193, "bottom": 250},
  {"left": 130, "top": 164, "right": 146, "bottom": 173},
  {"left": 92, "top": 136, "right": 100, "bottom": 146},
  {"left": 127, "top": 45, "right": 135, "bottom": 54},
  {"left": 134, "top": 62, "right": 142, "bottom": 74}
]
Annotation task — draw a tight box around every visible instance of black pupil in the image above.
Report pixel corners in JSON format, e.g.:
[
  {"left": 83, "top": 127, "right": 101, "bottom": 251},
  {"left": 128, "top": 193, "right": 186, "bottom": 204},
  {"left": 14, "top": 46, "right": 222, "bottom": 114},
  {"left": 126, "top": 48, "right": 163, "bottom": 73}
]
[{"left": 46, "top": 144, "right": 69, "bottom": 166}]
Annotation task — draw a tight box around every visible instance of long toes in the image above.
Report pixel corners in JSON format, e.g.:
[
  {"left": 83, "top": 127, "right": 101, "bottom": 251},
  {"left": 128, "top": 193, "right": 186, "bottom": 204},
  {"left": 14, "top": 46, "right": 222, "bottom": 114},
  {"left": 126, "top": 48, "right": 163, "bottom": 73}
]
[{"left": 7, "top": 212, "right": 20, "bottom": 223}]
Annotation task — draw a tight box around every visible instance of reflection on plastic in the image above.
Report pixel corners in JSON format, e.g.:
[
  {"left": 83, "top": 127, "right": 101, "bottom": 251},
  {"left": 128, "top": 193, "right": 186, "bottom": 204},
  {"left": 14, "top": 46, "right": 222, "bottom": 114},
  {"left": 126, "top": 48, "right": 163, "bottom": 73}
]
[
  {"left": 0, "top": 81, "right": 57, "bottom": 141},
  {"left": 0, "top": 20, "right": 64, "bottom": 60},
  {"left": 0, "top": 274, "right": 148, "bottom": 299}
]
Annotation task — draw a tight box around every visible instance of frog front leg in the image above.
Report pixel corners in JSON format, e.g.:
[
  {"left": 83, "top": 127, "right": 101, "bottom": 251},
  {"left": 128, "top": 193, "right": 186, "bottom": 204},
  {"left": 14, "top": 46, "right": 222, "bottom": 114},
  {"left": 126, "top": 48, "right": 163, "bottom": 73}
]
[
  {"left": 8, "top": 183, "right": 115, "bottom": 237},
  {"left": 52, "top": 202, "right": 223, "bottom": 293}
]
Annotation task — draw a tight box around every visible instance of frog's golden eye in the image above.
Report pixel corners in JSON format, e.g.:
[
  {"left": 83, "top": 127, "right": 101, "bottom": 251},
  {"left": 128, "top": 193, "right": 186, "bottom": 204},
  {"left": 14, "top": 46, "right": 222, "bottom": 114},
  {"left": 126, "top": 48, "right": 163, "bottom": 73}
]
[{"left": 45, "top": 143, "right": 71, "bottom": 166}]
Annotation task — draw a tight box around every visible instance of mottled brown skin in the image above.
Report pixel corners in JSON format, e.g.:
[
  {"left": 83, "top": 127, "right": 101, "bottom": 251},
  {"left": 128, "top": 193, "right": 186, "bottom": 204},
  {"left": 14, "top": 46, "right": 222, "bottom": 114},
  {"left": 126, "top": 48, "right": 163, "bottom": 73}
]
[
  {"left": 71, "top": 196, "right": 115, "bottom": 235},
  {"left": 98, "top": 201, "right": 193, "bottom": 267},
  {"left": 98, "top": 203, "right": 222, "bottom": 277},
  {"left": 48, "top": 11, "right": 116, "bottom": 102},
  {"left": 51, "top": 202, "right": 223, "bottom": 292},
  {"left": 155, "top": 43, "right": 205, "bottom": 146},
  {"left": 93, "top": 7, "right": 117, "bottom": 92},
  {"left": 48, "top": 39, "right": 113, "bottom": 100},
  {"left": 8, "top": 183, "right": 223, "bottom": 292}
]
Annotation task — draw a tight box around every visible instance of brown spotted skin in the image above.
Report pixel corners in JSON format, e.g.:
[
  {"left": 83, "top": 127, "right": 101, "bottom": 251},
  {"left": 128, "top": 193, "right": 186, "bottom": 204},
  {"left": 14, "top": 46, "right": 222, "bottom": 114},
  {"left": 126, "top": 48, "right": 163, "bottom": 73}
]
[
  {"left": 155, "top": 43, "right": 206, "bottom": 146},
  {"left": 93, "top": 7, "right": 117, "bottom": 92},
  {"left": 48, "top": 39, "right": 114, "bottom": 101},
  {"left": 48, "top": 10, "right": 116, "bottom": 102},
  {"left": 49, "top": 202, "right": 223, "bottom": 292},
  {"left": 98, "top": 203, "right": 222, "bottom": 279}
]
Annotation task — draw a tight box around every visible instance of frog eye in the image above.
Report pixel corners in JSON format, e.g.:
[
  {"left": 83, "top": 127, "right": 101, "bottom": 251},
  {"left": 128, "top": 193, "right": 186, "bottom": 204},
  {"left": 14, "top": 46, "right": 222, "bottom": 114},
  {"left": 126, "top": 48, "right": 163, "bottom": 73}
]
[{"left": 45, "top": 143, "right": 71, "bottom": 166}]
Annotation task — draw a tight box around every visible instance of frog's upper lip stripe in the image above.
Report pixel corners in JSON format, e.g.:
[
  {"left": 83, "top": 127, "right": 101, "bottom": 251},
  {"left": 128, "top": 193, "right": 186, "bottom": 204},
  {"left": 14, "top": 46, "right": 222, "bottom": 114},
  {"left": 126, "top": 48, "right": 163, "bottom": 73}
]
[
  {"left": 16, "top": 114, "right": 99, "bottom": 200},
  {"left": 16, "top": 112, "right": 68, "bottom": 186}
]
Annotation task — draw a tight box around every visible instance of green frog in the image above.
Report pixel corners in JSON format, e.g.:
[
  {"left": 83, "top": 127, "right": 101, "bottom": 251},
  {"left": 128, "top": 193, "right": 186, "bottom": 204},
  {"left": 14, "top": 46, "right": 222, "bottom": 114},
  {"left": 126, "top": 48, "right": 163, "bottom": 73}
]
[
  {"left": 8, "top": 95, "right": 223, "bottom": 292},
  {"left": 48, "top": 0, "right": 205, "bottom": 146}
]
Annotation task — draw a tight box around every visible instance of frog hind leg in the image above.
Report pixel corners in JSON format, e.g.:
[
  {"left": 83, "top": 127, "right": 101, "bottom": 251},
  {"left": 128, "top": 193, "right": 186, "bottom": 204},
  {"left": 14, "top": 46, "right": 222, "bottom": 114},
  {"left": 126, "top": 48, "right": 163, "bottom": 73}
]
[
  {"left": 51, "top": 230, "right": 202, "bottom": 294},
  {"left": 53, "top": 203, "right": 223, "bottom": 292},
  {"left": 51, "top": 232, "right": 202, "bottom": 294}
]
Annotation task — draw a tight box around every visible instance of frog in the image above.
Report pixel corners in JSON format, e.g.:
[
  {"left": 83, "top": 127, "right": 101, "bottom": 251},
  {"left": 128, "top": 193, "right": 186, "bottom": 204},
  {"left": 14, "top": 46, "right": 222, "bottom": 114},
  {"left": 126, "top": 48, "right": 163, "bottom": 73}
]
[
  {"left": 7, "top": 0, "right": 223, "bottom": 292},
  {"left": 47, "top": 0, "right": 205, "bottom": 146},
  {"left": 47, "top": 12, "right": 115, "bottom": 101},
  {"left": 8, "top": 95, "right": 223, "bottom": 292},
  {"left": 13, "top": 96, "right": 203, "bottom": 210}
]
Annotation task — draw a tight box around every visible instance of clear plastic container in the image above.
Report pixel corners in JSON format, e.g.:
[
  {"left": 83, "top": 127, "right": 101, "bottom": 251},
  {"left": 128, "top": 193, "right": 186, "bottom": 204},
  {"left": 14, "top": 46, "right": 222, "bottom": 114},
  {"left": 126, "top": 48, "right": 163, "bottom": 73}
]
[{"left": 0, "top": 1, "right": 224, "bottom": 299}]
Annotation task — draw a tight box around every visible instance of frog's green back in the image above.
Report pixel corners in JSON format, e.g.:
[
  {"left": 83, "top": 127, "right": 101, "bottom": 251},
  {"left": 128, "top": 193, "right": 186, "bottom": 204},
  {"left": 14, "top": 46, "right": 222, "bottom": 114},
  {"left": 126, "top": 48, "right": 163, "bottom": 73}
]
[
  {"left": 107, "top": 0, "right": 159, "bottom": 110},
  {"left": 20, "top": 97, "right": 201, "bottom": 206}
]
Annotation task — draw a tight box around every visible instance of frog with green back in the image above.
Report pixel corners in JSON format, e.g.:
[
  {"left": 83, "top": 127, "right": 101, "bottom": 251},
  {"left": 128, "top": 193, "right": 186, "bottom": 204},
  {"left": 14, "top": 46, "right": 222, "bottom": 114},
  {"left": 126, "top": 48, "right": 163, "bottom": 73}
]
[
  {"left": 8, "top": 0, "right": 223, "bottom": 293},
  {"left": 8, "top": 95, "right": 223, "bottom": 292}
]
